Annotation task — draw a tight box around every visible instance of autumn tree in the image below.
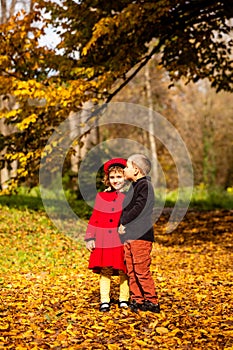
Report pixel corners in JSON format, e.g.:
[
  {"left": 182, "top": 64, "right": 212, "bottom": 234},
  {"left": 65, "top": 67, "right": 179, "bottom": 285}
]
[
  {"left": 0, "top": 0, "right": 32, "bottom": 189},
  {"left": 0, "top": 0, "right": 233, "bottom": 189}
]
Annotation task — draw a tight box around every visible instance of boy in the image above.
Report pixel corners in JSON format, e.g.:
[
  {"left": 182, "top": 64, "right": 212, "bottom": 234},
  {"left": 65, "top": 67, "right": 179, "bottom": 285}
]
[{"left": 118, "top": 154, "right": 160, "bottom": 313}]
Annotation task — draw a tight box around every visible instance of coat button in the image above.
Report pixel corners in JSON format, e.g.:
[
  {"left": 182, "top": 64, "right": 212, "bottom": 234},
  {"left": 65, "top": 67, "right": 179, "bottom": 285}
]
[
  {"left": 111, "top": 208, "right": 114, "bottom": 211},
  {"left": 109, "top": 219, "right": 113, "bottom": 222},
  {"left": 108, "top": 230, "right": 112, "bottom": 233}
]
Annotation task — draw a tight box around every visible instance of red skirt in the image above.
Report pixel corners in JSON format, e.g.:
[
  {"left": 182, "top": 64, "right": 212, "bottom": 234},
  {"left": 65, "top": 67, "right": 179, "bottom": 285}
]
[{"left": 88, "top": 245, "right": 126, "bottom": 275}]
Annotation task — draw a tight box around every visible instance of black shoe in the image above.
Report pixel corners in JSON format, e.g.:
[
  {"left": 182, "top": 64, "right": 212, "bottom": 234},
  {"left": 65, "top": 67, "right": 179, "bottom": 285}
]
[
  {"left": 129, "top": 300, "right": 143, "bottom": 313},
  {"left": 99, "top": 302, "right": 110, "bottom": 312},
  {"left": 118, "top": 301, "right": 129, "bottom": 308},
  {"left": 140, "top": 300, "right": 160, "bottom": 313}
]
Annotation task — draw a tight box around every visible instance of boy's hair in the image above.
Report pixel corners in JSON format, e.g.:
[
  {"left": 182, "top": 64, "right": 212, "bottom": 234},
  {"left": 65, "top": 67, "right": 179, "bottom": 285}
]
[
  {"left": 103, "top": 166, "right": 124, "bottom": 187},
  {"left": 128, "top": 154, "right": 151, "bottom": 175}
]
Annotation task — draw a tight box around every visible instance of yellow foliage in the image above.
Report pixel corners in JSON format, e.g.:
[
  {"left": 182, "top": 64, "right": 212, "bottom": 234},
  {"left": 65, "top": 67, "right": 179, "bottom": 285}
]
[
  {"left": 17, "top": 113, "right": 37, "bottom": 130},
  {"left": 1, "top": 109, "right": 21, "bottom": 119},
  {"left": 227, "top": 187, "right": 233, "bottom": 194},
  {"left": 0, "top": 55, "right": 9, "bottom": 65},
  {"left": 0, "top": 209, "right": 232, "bottom": 348}
]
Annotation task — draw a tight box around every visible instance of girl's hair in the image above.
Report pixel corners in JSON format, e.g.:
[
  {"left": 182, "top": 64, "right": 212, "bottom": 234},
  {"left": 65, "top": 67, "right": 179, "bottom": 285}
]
[{"left": 103, "top": 166, "right": 124, "bottom": 187}]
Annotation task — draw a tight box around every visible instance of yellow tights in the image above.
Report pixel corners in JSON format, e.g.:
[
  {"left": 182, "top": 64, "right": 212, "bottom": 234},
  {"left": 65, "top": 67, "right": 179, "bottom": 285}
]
[{"left": 99, "top": 267, "right": 129, "bottom": 303}]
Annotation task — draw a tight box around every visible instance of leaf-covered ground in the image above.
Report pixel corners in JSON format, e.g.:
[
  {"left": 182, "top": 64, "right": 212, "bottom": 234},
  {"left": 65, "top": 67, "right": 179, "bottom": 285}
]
[{"left": 0, "top": 207, "right": 232, "bottom": 349}]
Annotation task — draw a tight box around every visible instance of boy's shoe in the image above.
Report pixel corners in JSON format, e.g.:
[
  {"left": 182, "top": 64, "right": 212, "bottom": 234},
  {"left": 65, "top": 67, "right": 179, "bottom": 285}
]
[
  {"left": 129, "top": 300, "right": 143, "bottom": 313},
  {"left": 118, "top": 301, "right": 129, "bottom": 308},
  {"left": 140, "top": 300, "right": 160, "bottom": 313},
  {"left": 99, "top": 302, "right": 110, "bottom": 312}
]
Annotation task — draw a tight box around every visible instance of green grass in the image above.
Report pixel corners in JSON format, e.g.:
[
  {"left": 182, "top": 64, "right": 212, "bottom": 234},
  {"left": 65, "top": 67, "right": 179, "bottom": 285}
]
[
  {"left": 0, "top": 184, "right": 232, "bottom": 219},
  {"left": 0, "top": 186, "right": 93, "bottom": 218},
  {"left": 164, "top": 184, "right": 233, "bottom": 210}
]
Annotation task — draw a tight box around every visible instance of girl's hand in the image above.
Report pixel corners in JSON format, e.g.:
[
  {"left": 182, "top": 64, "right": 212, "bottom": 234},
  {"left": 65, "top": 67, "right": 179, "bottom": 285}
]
[
  {"left": 86, "top": 240, "right": 95, "bottom": 252},
  {"left": 118, "top": 224, "right": 126, "bottom": 235}
]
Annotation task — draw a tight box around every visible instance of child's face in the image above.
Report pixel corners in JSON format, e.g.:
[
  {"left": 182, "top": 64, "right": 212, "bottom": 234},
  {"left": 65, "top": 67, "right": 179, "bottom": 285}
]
[
  {"left": 109, "top": 170, "right": 125, "bottom": 190},
  {"left": 123, "top": 160, "right": 135, "bottom": 181}
]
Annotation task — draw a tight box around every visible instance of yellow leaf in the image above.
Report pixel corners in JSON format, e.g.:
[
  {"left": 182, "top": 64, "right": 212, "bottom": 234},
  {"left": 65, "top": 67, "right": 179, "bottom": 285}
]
[
  {"left": 170, "top": 328, "right": 184, "bottom": 336},
  {"left": 108, "top": 345, "right": 119, "bottom": 350},
  {"left": 0, "top": 322, "right": 10, "bottom": 331},
  {"left": 135, "top": 339, "right": 148, "bottom": 346},
  {"left": 17, "top": 113, "right": 37, "bottom": 130},
  {"left": 91, "top": 325, "right": 104, "bottom": 330},
  {"left": 149, "top": 320, "right": 159, "bottom": 328},
  {"left": 4, "top": 109, "right": 21, "bottom": 119},
  {"left": 156, "top": 326, "right": 169, "bottom": 335},
  {"left": 85, "top": 331, "right": 95, "bottom": 338},
  {"left": 82, "top": 46, "right": 88, "bottom": 56},
  {"left": 44, "top": 329, "right": 54, "bottom": 334}
]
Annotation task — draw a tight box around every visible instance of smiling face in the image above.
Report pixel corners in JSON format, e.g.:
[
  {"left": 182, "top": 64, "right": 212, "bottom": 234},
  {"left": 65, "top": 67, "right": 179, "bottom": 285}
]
[{"left": 109, "top": 170, "right": 125, "bottom": 191}]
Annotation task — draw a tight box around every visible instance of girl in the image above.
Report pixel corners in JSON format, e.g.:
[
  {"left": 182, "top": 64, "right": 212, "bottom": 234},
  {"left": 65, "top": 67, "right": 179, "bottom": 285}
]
[{"left": 85, "top": 158, "right": 129, "bottom": 312}]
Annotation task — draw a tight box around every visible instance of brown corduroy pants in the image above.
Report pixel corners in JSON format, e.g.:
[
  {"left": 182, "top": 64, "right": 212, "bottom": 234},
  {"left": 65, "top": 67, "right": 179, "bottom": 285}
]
[{"left": 124, "top": 240, "right": 158, "bottom": 304}]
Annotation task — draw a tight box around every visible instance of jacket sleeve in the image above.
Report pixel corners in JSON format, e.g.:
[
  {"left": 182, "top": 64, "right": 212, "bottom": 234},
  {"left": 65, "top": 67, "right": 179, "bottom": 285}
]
[
  {"left": 84, "top": 194, "right": 100, "bottom": 241},
  {"left": 120, "top": 182, "right": 148, "bottom": 225}
]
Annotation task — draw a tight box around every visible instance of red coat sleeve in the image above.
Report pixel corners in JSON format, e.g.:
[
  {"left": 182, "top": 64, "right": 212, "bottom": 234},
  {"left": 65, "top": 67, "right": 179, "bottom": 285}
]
[{"left": 84, "top": 194, "right": 100, "bottom": 241}]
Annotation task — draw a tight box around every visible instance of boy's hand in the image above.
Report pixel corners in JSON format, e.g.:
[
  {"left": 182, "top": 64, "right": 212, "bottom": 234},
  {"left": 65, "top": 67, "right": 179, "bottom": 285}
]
[
  {"left": 86, "top": 240, "right": 95, "bottom": 252},
  {"left": 118, "top": 224, "right": 126, "bottom": 235}
]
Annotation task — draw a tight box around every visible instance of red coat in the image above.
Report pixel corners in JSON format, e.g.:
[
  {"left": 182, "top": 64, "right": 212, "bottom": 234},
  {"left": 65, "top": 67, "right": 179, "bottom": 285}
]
[{"left": 85, "top": 191, "right": 126, "bottom": 274}]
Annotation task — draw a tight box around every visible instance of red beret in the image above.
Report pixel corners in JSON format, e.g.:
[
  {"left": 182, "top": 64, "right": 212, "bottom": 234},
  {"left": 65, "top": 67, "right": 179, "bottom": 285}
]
[{"left": 104, "top": 158, "right": 127, "bottom": 174}]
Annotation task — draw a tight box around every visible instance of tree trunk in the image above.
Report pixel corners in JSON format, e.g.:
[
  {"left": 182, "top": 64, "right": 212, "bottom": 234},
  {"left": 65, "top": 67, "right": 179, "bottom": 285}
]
[
  {"left": 144, "top": 63, "right": 158, "bottom": 186},
  {"left": 69, "top": 100, "right": 99, "bottom": 190},
  {"left": 0, "top": 95, "right": 18, "bottom": 190},
  {"left": 0, "top": 0, "right": 7, "bottom": 23}
]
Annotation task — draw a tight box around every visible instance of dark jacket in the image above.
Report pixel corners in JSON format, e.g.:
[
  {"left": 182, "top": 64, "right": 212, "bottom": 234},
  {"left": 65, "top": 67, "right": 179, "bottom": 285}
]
[{"left": 119, "top": 176, "right": 155, "bottom": 243}]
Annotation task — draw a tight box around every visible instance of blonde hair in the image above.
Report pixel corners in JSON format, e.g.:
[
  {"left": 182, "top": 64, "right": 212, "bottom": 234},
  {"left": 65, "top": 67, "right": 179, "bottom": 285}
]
[
  {"left": 103, "top": 166, "right": 125, "bottom": 187},
  {"left": 128, "top": 154, "right": 151, "bottom": 175}
]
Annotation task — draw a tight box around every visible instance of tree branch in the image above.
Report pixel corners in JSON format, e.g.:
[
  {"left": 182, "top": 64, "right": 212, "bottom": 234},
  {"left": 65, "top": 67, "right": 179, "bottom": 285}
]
[{"left": 104, "top": 41, "right": 163, "bottom": 104}]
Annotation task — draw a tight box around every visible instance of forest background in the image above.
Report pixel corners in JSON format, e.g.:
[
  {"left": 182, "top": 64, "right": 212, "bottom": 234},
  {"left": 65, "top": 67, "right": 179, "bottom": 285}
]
[{"left": 0, "top": 0, "right": 233, "bottom": 205}]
